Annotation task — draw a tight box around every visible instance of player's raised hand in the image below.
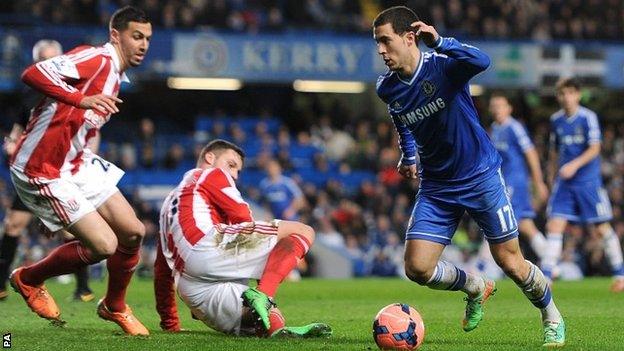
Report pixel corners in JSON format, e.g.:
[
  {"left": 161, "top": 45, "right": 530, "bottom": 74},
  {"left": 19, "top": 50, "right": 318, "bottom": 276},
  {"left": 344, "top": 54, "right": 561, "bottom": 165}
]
[
  {"left": 79, "top": 94, "right": 123, "bottom": 114},
  {"left": 398, "top": 163, "right": 418, "bottom": 180},
  {"left": 410, "top": 21, "right": 440, "bottom": 47}
]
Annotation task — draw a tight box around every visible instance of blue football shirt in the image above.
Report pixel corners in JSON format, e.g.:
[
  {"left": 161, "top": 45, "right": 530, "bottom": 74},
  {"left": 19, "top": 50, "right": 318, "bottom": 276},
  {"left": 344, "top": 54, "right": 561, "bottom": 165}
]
[
  {"left": 490, "top": 117, "right": 534, "bottom": 184},
  {"left": 259, "top": 175, "right": 303, "bottom": 219},
  {"left": 376, "top": 37, "right": 500, "bottom": 193},
  {"left": 550, "top": 106, "right": 602, "bottom": 184}
]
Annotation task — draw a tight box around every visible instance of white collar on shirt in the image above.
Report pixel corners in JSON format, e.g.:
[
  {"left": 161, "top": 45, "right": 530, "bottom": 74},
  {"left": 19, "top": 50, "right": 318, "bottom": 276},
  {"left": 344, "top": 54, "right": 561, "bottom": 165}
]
[{"left": 104, "top": 42, "right": 130, "bottom": 83}]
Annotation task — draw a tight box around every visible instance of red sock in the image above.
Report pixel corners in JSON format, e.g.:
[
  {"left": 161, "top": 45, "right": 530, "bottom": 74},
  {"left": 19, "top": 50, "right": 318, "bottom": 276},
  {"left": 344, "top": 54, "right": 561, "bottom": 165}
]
[
  {"left": 104, "top": 245, "right": 140, "bottom": 312},
  {"left": 154, "top": 239, "right": 180, "bottom": 331},
  {"left": 22, "top": 241, "right": 97, "bottom": 286},
  {"left": 257, "top": 234, "right": 310, "bottom": 297}
]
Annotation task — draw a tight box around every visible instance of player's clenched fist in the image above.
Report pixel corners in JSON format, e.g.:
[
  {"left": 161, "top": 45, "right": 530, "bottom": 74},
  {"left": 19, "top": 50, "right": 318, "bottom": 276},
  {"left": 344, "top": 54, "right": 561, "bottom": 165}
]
[
  {"left": 410, "top": 21, "right": 440, "bottom": 47},
  {"left": 79, "top": 94, "right": 123, "bottom": 114},
  {"left": 398, "top": 163, "right": 418, "bottom": 180}
]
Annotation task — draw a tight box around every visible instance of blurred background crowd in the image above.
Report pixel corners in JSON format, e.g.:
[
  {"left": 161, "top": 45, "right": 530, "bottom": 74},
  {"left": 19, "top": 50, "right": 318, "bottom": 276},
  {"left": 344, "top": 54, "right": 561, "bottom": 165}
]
[
  {"left": 1, "top": 0, "right": 622, "bottom": 40},
  {"left": 0, "top": 0, "right": 623, "bottom": 284},
  {"left": 2, "top": 98, "right": 623, "bottom": 281}
]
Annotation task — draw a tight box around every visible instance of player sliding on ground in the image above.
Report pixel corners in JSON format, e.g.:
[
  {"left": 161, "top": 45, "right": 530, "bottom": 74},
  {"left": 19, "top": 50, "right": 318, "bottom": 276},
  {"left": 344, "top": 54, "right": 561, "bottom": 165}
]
[
  {"left": 154, "top": 139, "right": 332, "bottom": 337},
  {"left": 9, "top": 6, "right": 152, "bottom": 335},
  {"left": 373, "top": 6, "right": 565, "bottom": 347}
]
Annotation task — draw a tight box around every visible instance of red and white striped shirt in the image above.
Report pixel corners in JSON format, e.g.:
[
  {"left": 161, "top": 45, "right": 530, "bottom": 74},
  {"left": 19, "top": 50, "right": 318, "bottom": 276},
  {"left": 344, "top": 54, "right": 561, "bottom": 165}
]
[
  {"left": 159, "top": 167, "right": 253, "bottom": 273},
  {"left": 11, "top": 42, "right": 129, "bottom": 179}
]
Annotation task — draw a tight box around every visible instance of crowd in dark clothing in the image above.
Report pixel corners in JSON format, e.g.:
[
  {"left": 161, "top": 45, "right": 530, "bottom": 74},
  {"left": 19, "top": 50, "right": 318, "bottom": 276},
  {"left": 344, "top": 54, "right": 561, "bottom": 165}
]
[
  {"left": 2, "top": 98, "right": 623, "bottom": 279},
  {"left": 2, "top": 0, "right": 622, "bottom": 40}
]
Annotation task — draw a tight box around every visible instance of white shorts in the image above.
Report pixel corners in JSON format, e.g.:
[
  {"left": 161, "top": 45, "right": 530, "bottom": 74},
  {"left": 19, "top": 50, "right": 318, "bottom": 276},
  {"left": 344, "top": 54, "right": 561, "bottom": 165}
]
[
  {"left": 177, "top": 221, "right": 279, "bottom": 334},
  {"left": 178, "top": 277, "right": 252, "bottom": 335},
  {"left": 10, "top": 152, "right": 125, "bottom": 232}
]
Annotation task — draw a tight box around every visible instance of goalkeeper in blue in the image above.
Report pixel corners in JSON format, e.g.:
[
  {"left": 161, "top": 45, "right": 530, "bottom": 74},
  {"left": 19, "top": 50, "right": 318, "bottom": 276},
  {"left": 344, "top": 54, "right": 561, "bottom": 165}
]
[{"left": 373, "top": 6, "right": 564, "bottom": 347}]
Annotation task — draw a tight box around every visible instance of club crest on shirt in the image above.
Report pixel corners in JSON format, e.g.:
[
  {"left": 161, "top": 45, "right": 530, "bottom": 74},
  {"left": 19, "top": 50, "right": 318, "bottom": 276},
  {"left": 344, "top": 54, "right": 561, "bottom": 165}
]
[
  {"left": 392, "top": 101, "right": 401, "bottom": 110},
  {"left": 421, "top": 80, "right": 436, "bottom": 97}
]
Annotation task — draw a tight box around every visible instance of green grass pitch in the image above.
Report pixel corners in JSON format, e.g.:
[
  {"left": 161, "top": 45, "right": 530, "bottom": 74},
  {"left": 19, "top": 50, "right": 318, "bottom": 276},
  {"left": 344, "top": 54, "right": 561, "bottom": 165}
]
[{"left": 1, "top": 277, "right": 623, "bottom": 350}]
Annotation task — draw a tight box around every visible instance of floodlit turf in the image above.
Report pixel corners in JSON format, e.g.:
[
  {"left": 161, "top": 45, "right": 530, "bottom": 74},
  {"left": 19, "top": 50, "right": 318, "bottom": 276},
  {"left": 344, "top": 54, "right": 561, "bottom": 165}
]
[{"left": 1, "top": 277, "right": 623, "bottom": 350}]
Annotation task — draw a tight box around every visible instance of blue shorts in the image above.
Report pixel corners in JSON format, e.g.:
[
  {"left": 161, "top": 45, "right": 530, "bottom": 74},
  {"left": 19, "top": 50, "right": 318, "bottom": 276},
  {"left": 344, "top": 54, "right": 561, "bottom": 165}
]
[
  {"left": 506, "top": 179, "right": 535, "bottom": 220},
  {"left": 406, "top": 170, "right": 519, "bottom": 245},
  {"left": 547, "top": 180, "right": 612, "bottom": 223}
]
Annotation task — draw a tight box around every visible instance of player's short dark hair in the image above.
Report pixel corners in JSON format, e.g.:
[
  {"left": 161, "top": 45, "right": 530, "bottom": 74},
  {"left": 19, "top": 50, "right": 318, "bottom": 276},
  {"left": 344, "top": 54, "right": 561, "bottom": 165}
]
[
  {"left": 198, "top": 139, "right": 245, "bottom": 166},
  {"left": 556, "top": 77, "right": 581, "bottom": 92},
  {"left": 489, "top": 92, "right": 510, "bottom": 103},
  {"left": 110, "top": 6, "right": 150, "bottom": 31},
  {"left": 373, "top": 6, "right": 420, "bottom": 35}
]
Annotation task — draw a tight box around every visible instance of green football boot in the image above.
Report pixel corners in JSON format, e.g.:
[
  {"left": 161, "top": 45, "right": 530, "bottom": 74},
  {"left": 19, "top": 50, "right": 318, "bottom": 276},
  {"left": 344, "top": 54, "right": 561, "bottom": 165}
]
[
  {"left": 542, "top": 319, "right": 565, "bottom": 348},
  {"left": 241, "top": 287, "right": 274, "bottom": 330},
  {"left": 270, "top": 323, "right": 333, "bottom": 338},
  {"left": 462, "top": 279, "right": 496, "bottom": 332}
]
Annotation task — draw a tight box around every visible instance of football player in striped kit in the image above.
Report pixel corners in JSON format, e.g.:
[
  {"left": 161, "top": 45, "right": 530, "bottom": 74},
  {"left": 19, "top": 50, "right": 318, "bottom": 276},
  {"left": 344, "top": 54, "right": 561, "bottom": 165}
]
[
  {"left": 9, "top": 6, "right": 152, "bottom": 335},
  {"left": 154, "top": 140, "right": 331, "bottom": 337}
]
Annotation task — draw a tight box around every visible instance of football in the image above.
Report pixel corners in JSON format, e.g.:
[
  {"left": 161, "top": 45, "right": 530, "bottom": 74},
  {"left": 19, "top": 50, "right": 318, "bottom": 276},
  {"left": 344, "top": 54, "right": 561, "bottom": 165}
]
[{"left": 372, "top": 303, "right": 425, "bottom": 350}]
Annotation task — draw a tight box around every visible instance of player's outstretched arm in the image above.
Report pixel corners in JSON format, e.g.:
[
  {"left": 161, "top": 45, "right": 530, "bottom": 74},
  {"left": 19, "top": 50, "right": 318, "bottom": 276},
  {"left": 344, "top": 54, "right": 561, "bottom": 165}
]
[{"left": 411, "top": 21, "right": 490, "bottom": 83}]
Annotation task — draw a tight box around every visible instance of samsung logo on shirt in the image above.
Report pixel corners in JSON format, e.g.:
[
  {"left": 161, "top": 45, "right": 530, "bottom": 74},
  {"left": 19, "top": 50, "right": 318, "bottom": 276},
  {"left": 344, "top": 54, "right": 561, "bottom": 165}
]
[
  {"left": 561, "top": 134, "right": 585, "bottom": 145},
  {"left": 396, "top": 98, "right": 446, "bottom": 125},
  {"left": 495, "top": 141, "right": 508, "bottom": 151}
]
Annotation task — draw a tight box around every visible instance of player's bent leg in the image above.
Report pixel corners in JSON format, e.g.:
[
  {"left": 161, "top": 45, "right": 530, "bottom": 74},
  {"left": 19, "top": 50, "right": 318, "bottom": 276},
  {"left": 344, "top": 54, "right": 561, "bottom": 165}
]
[
  {"left": 10, "top": 212, "right": 114, "bottom": 321},
  {"left": 403, "top": 239, "right": 444, "bottom": 285},
  {"left": 542, "top": 218, "right": 567, "bottom": 280},
  {"left": 97, "top": 191, "right": 145, "bottom": 248},
  {"left": 594, "top": 223, "right": 624, "bottom": 292},
  {"left": 489, "top": 238, "right": 565, "bottom": 347},
  {"left": 246, "top": 220, "right": 313, "bottom": 330},
  {"left": 0, "top": 209, "right": 33, "bottom": 298},
  {"left": 404, "top": 240, "right": 491, "bottom": 332},
  {"left": 95, "top": 192, "right": 148, "bottom": 335}
]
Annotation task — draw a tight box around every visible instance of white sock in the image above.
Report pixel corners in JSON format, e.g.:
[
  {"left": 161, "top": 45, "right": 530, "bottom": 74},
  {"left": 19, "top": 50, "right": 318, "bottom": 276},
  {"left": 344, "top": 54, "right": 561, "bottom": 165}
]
[
  {"left": 462, "top": 273, "right": 486, "bottom": 298},
  {"left": 603, "top": 228, "right": 624, "bottom": 277},
  {"left": 426, "top": 260, "right": 483, "bottom": 297},
  {"left": 518, "top": 261, "right": 562, "bottom": 322},
  {"left": 530, "top": 231, "right": 547, "bottom": 260},
  {"left": 541, "top": 233, "right": 563, "bottom": 278}
]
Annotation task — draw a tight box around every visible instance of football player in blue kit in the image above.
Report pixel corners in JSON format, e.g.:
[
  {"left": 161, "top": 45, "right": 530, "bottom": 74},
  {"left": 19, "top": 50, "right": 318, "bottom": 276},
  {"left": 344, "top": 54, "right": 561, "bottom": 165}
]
[
  {"left": 489, "top": 94, "right": 549, "bottom": 262},
  {"left": 373, "top": 6, "right": 564, "bottom": 346},
  {"left": 542, "top": 78, "right": 624, "bottom": 292}
]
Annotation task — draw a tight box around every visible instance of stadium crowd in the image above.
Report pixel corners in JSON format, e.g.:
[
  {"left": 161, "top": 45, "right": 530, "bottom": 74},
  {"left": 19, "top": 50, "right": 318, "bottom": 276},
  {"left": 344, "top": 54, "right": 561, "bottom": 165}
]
[
  {"left": 2, "top": 0, "right": 622, "bottom": 40},
  {"left": 2, "top": 100, "right": 624, "bottom": 281}
]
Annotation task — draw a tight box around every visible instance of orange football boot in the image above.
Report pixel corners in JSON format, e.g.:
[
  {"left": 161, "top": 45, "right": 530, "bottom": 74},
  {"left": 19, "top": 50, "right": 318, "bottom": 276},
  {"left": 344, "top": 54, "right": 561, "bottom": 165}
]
[
  {"left": 97, "top": 299, "right": 149, "bottom": 336},
  {"left": 9, "top": 267, "right": 61, "bottom": 320},
  {"left": 610, "top": 277, "right": 624, "bottom": 293}
]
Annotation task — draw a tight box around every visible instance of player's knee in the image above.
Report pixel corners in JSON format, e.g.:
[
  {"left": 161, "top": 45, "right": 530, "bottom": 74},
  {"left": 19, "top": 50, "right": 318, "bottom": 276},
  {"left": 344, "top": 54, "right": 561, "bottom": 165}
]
[
  {"left": 545, "top": 221, "right": 563, "bottom": 234},
  {"left": 92, "top": 237, "right": 118, "bottom": 258},
  {"left": 404, "top": 262, "right": 432, "bottom": 285},
  {"left": 122, "top": 220, "right": 146, "bottom": 247},
  {"left": 299, "top": 224, "right": 315, "bottom": 244}
]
